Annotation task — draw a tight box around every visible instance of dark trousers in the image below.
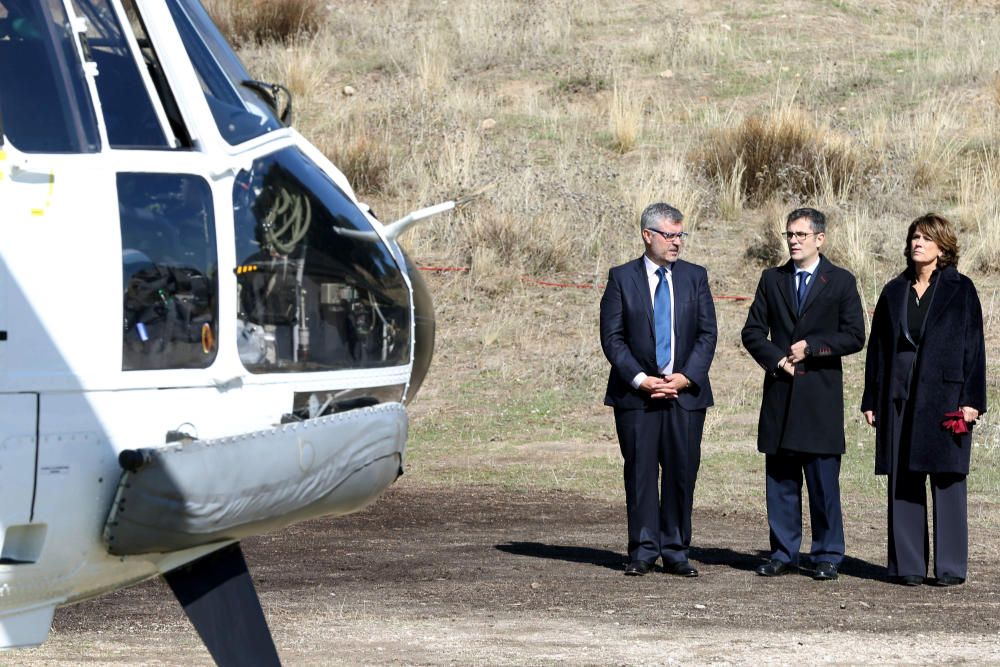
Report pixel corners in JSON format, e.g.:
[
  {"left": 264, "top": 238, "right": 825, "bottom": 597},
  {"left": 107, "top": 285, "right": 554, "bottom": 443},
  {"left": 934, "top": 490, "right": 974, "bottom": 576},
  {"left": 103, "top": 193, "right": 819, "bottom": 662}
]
[
  {"left": 765, "top": 452, "right": 844, "bottom": 566},
  {"left": 614, "top": 404, "right": 704, "bottom": 565},
  {"left": 887, "top": 469, "right": 967, "bottom": 579},
  {"left": 888, "top": 401, "right": 968, "bottom": 579}
]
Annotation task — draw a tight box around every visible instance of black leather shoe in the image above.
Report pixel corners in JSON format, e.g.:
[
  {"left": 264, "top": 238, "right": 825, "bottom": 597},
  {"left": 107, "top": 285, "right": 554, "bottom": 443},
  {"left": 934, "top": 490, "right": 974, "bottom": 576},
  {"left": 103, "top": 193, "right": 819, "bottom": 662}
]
[
  {"left": 813, "top": 562, "right": 839, "bottom": 581},
  {"left": 756, "top": 559, "right": 795, "bottom": 577},
  {"left": 624, "top": 560, "right": 653, "bottom": 576},
  {"left": 892, "top": 575, "right": 924, "bottom": 586},
  {"left": 663, "top": 560, "right": 699, "bottom": 577},
  {"left": 934, "top": 575, "right": 965, "bottom": 587}
]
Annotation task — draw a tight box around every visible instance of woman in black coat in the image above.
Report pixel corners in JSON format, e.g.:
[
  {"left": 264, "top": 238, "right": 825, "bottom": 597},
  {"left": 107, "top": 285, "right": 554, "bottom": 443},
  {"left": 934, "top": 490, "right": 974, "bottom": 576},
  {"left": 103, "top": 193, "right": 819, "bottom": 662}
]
[{"left": 861, "top": 214, "right": 987, "bottom": 587}]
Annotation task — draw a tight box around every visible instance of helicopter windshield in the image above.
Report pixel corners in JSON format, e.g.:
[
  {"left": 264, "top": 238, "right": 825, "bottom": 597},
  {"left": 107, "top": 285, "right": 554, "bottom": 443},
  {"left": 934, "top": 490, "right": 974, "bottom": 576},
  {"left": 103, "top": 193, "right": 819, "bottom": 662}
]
[
  {"left": 234, "top": 147, "right": 410, "bottom": 373},
  {"left": 166, "top": 0, "right": 283, "bottom": 146},
  {"left": 0, "top": 0, "right": 100, "bottom": 152}
]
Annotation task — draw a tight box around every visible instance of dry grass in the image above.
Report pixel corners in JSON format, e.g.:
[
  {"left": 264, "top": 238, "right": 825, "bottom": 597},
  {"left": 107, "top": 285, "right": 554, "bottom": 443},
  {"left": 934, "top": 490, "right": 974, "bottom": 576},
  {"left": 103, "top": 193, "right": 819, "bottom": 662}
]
[
  {"left": 904, "top": 97, "right": 965, "bottom": 191},
  {"left": 695, "top": 105, "right": 869, "bottom": 207},
  {"left": 958, "top": 154, "right": 1000, "bottom": 273},
  {"left": 743, "top": 198, "right": 789, "bottom": 268},
  {"left": 204, "top": 0, "right": 327, "bottom": 45},
  {"left": 449, "top": 0, "right": 576, "bottom": 67},
  {"left": 717, "top": 158, "right": 745, "bottom": 221},
  {"left": 623, "top": 155, "right": 705, "bottom": 233},
  {"left": 245, "top": 34, "right": 334, "bottom": 100},
  {"left": 465, "top": 208, "right": 576, "bottom": 279},
  {"left": 314, "top": 121, "right": 392, "bottom": 196},
  {"left": 992, "top": 75, "right": 1000, "bottom": 110},
  {"left": 608, "top": 81, "right": 642, "bottom": 154}
]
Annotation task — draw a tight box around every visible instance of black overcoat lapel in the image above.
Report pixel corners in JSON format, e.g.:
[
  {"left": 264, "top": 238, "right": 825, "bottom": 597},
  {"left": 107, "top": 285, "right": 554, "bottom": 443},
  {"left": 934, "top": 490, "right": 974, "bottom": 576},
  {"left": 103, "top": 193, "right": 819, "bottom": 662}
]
[
  {"left": 922, "top": 267, "right": 961, "bottom": 331},
  {"left": 777, "top": 260, "right": 797, "bottom": 316}
]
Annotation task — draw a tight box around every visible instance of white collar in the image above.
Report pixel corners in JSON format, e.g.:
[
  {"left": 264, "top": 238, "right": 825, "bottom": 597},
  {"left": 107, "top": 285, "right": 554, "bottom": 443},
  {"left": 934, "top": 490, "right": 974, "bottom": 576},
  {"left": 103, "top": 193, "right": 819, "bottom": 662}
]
[
  {"left": 794, "top": 257, "right": 821, "bottom": 275},
  {"left": 643, "top": 255, "right": 673, "bottom": 276}
]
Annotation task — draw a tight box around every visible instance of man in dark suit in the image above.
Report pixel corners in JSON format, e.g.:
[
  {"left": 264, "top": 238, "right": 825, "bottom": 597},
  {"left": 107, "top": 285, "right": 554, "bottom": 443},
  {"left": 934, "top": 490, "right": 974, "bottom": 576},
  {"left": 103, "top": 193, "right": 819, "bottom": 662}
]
[
  {"left": 741, "top": 207, "right": 865, "bottom": 581},
  {"left": 600, "top": 202, "right": 717, "bottom": 577}
]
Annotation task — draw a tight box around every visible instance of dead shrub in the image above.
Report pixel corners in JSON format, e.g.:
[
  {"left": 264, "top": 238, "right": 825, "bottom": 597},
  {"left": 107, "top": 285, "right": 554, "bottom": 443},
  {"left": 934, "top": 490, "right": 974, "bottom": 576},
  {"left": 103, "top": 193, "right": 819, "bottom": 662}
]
[
  {"left": 695, "top": 108, "right": 867, "bottom": 207},
  {"left": 204, "top": 0, "right": 327, "bottom": 45}
]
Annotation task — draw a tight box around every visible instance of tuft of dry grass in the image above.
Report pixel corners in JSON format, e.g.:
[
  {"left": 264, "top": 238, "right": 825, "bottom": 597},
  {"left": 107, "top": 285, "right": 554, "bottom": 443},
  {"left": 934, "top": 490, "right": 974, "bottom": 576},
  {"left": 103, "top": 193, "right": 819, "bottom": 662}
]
[
  {"left": 609, "top": 81, "right": 643, "bottom": 154},
  {"left": 314, "top": 121, "right": 392, "bottom": 196},
  {"left": 957, "top": 153, "right": 1000, "bottom": 273},
  {"left": 245, "top": 33, "right": 334, "bottom": 101},
  {"left": 903, "top": 98, "right": 965, "bottom": 191},
  {"left": 416, "top": 38, "right": 451, "bottom": 93},
  {"left": 695, "top": 106, "right": 869, "bottom": 207},
  {"left": 203, "top": 0, "right": 327, "bottom": 45},
  {"left": 464, "top": 207, "right": 576, "bottom": 279},
  {"left": 992, "top": 75, "right": 1000, "bottom": 110},
  {"left": 718, "top": 158, "right": 745, "bottom": 221},
  {"left": 624, "top": 155, "right": 705, "bottom": 233},
  {"left": 826, "top": 207, "right": 880, "bottom": 295}
]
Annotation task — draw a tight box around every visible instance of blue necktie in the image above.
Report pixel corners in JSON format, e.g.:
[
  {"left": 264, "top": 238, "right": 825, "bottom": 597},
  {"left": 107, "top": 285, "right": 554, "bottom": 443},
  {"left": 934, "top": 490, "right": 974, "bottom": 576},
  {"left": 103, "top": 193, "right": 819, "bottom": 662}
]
[
  {"left": 655, "top": 266, "right": 672, "bottom": 369},
  {"left": 796, "top": 271, "right": 809, "bottom": 314}
]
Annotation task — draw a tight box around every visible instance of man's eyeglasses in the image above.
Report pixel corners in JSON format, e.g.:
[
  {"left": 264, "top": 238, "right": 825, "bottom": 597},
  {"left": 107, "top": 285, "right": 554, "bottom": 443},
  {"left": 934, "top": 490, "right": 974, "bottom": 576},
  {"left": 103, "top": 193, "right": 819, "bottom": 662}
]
[
  {"left": 783, "top": 231, "right": 817, "bottom": 241},
  {"left": 647, "top": 229, "right": 689, "bottom": 241}
]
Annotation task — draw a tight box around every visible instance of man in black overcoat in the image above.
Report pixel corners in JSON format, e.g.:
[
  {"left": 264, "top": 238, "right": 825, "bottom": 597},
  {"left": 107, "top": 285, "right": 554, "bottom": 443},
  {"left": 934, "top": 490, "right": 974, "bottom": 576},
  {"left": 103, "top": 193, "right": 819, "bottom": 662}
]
[
  {"left": 741, "top": 208, "right": 865, "bottom": 581},
  {"left": 600, "top": 203, "right": 717, "bottom": 577}
]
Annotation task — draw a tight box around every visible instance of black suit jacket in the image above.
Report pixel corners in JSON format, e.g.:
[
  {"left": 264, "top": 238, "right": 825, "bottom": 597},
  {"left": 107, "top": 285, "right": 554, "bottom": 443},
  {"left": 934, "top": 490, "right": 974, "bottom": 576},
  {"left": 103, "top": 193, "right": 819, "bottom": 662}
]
[
  {"left": 741, "top": 255, "right": 865, "bottom": 455},
  {"left": 861, "top": 266, "right": 987, "bottom": 474},
  {"left": 600, "top": 257, "right": 717, "bottom": 411}
]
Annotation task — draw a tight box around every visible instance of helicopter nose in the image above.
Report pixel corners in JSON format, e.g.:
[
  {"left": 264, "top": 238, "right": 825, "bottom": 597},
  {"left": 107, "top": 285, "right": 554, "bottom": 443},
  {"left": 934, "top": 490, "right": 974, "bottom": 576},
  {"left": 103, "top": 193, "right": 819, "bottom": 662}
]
[{"left": 403, "top": 252, "right": 435, "bottom": 404}]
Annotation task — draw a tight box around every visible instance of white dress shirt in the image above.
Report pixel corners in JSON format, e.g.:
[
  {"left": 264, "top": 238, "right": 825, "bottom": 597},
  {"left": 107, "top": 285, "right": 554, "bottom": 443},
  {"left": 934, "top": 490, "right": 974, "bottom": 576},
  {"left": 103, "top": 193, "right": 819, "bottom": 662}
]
[{"left": 630, "top": 255, "right": 675, "bottom": 389}]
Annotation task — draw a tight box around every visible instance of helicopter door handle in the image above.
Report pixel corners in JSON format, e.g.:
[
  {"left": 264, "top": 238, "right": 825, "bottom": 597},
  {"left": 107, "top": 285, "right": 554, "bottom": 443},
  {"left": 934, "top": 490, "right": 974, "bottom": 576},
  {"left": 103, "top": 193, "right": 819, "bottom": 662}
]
[
  {"left": 212, "top": 375, "right": 244, "bottom": 390},
  {"left": 209, "top": 165, "right": 237, "bottom": 180},
  {"left": 10, "top": 158, "right": 55, "bottom": 177}
]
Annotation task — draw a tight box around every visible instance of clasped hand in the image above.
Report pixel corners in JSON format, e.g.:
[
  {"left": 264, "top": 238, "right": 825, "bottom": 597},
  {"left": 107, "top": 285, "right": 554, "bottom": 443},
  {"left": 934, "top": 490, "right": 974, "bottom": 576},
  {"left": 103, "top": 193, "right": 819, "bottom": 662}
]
[{"left": 640, "top": 373, "right": 689, "bottom": 399}]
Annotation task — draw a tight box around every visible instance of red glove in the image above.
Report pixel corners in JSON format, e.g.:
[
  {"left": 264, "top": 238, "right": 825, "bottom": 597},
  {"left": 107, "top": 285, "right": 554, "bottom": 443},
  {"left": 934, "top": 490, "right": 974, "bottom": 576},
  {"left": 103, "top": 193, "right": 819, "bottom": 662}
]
[{"left": 942, "top": 410, "right": 969, "bottom": 434}]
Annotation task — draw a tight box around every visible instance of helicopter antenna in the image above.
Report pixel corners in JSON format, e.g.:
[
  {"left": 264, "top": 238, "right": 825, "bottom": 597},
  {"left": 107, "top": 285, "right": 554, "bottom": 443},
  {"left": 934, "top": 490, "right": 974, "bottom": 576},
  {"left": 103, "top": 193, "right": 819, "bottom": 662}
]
[{"left": 382, "top": 181, "right": 495, "bottom": 241}]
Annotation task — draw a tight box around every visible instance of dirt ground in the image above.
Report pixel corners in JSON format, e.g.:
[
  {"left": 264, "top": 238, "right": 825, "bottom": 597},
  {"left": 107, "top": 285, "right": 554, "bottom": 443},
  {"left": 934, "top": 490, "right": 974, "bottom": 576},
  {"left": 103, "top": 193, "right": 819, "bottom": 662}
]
[{"left": 12, "top": 478, "right": 1000, "bottom": 666}]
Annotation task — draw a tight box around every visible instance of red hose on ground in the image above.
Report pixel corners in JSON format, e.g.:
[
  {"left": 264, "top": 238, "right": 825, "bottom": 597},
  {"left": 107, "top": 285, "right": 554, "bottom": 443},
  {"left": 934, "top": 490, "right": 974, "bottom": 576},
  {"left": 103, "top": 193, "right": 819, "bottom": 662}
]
[{"left": 417, "top": 266, "right": 751, "bottom": 301}]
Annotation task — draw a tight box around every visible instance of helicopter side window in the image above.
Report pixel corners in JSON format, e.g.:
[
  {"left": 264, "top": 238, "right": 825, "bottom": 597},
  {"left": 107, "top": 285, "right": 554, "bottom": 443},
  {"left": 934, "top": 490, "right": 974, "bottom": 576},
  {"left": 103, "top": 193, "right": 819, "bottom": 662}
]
[
  {"left": 234, "top": 148, "right": 410, "bottom": 373},
  {"left": 67, "top": 0, "right": 170, "bottom": 148},
  {"left": 0, "top": 0, "right": 100, "bottom": 153},
  {"left": 119, "top": 173, "right": 218, "bottom": 371},
  {"left": 166, "top": 0, "right": 282, "bottom": 146}
]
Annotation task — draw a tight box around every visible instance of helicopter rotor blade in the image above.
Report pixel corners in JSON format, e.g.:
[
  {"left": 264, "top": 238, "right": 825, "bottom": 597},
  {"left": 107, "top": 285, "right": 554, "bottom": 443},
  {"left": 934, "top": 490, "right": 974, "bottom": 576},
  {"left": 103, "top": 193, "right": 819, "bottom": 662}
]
[{"left": 163, "top": 543, "right": 281, "bottom": 667}]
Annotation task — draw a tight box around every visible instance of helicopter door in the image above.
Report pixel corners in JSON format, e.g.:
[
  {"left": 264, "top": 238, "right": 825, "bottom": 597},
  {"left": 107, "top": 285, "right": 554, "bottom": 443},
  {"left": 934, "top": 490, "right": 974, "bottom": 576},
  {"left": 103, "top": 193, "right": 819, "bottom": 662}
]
[{"left": 0, "top": 393, "right": 39, "bottom": 561}]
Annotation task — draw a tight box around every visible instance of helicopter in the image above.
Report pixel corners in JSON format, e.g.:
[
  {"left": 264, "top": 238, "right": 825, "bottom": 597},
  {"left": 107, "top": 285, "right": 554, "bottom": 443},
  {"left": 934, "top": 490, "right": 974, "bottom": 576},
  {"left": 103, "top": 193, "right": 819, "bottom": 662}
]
[{"left": 0, "top": 0, "right": 452, "bottom": 663}]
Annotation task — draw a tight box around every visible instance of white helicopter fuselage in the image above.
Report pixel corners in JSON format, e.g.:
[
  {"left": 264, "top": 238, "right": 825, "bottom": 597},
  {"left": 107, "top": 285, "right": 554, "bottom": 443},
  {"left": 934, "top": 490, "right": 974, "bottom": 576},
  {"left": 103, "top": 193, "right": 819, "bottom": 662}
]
[{"left": 0, "top": 0, "right": 434, "bottom": 650}]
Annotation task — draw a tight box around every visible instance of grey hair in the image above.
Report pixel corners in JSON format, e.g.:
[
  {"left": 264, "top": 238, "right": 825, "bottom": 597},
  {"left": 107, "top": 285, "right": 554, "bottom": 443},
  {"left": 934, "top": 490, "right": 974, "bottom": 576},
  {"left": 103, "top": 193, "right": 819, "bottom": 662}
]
[
  {"left": 640, "top": 202, "right": 684, "bottom": 231},
  {"left": 786, "top": 207, "right": 826, "bottom": 234}
]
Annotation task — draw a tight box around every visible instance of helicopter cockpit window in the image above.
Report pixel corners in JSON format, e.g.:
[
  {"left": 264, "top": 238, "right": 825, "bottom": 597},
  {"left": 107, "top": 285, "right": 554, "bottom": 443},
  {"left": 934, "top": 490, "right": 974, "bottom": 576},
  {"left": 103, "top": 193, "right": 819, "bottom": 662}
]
[
  {"left": 234, "top": 148, "right": 410, "bottom": 373},
  {"left": 119, "top": 173, "right": 219, "bottom": 371},
  {"left": 0, "top": 0, "right": 100, "bottom": 153},
  {"left": 119, "top": 0, "right": 192, "bottom": 148},
  {"left": 166, "top": 0, "right": 282, "bottom": 146},
  {"left": 67, "top": 0, "right": 169, "bottom": 148}
]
